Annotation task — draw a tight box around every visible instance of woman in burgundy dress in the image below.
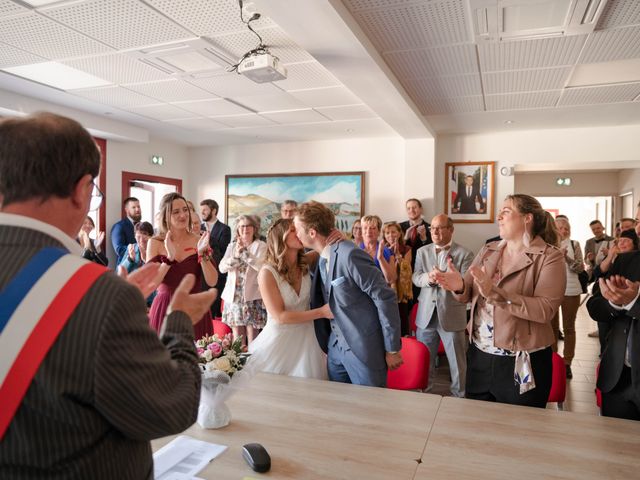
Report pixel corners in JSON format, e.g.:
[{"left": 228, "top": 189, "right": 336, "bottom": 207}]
[{"left": 147, "top": 193, "right": 218, "bottom": 338}]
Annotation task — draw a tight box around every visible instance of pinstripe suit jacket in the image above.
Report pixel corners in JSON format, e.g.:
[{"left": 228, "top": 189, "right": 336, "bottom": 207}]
[{"left": 0, "top": 222, "right": 201, "bottom": 480}]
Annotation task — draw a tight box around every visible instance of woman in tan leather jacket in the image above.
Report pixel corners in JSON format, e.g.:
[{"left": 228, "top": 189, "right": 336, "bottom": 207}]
[{"left": 437, "top": 194, "right": 566, "bottom": 407}]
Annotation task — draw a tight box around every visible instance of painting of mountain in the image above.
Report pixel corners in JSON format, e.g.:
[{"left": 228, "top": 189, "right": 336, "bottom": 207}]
[{"left": 226, "top": 172, "right": 364, "bottom": 238}]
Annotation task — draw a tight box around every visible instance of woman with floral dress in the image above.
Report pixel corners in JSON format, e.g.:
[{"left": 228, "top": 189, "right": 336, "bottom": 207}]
[{"left": 219, "top": 215, "right": 267, "bottom": 347}]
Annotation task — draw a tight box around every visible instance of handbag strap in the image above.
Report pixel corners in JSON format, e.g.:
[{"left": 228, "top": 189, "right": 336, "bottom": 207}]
[{"left": 0, "top": 247, "right": 107, "bottom": 439}]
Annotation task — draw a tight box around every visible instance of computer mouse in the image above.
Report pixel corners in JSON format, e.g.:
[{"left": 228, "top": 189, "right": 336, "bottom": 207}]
[{"left": 242, "top": 443, "right": 271, "bottom": 473}]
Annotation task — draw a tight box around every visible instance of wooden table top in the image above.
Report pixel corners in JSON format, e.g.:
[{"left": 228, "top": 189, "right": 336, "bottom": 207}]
[
  {"left": 152, "top": 373, "right": 442, "bottom": 479},
  {"left": 416, "top": 396, "right": 640, "bottom": 480}
]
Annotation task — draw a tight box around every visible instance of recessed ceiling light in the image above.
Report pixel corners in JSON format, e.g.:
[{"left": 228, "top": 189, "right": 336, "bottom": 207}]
[
  {"left": 346, "top": 128, "right": 354, "bottom": 132},
  {"left": 504, "top": 120, "right": 514, "bottom": 125},
  {"left": 2, "top": 62, "right": 111, "bottom": 90}
]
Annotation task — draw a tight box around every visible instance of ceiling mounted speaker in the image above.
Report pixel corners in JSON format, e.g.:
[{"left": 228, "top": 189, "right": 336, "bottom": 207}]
[{"left": 500, "top": 166, "right": 514, "bottom": 176}]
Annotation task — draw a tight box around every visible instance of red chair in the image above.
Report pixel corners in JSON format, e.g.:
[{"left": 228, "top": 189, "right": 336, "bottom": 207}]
[
  {"left": 409, "top": 303, "right": 418, "bottom": 336},
  {"left": 212, "top": 319, "right": 232, "bottom": 338},
  {"left": 548, "top": 352, "right": 566, "bottom": 410},
  {"left": 387, "top": 337, "right": 430, "bottom": 390},
  {"left": 595, "top": 363, "right": 602, "bottom": 409}
]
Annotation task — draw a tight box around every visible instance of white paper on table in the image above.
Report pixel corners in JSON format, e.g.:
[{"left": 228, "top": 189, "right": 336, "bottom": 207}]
[{"left": 153, "top": 435, "right": 227, "bottom": 480}]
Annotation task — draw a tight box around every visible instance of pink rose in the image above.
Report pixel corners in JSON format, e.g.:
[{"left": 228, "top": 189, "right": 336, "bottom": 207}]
[
  {"left": 208, "top": 342, "right": 222, "bottom": 357},
  {"left": 221, "top": 338, "right": 230, "bottom": 348},
  {"left": 197, "top": 347, "right": 205, "bottom": 356}
]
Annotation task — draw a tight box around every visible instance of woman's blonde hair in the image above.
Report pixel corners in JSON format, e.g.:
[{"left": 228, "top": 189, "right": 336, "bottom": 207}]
[
  {"left": 361, "top": 214, "right": 382, "bottom": 230},
  {"left": 154, "top": 192, "right": 192, "bottom": 240},
  {"left": 265, "top": 218, "right": 308, "bottom": 284}
]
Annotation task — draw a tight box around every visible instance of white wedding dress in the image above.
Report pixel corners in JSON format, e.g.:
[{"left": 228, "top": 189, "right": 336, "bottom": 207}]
[{"left": 248, "top": 265, "right": 328, "bottom": 380}]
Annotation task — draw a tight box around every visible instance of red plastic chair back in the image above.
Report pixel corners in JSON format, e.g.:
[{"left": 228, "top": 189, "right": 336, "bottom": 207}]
[
  {"left": 596, "top": 363, "right": 602, "bottom": 408},
  {"left": 548, "top": 352, "right": 566, "bottom": 404},
  {"left": 387, "top": 337, "right": 430, "bottom": 390},
  {"left": 409, "top": 303, "right": 418, "bottom": 336},
  {"left": 212, "top": 319, "right": 232, "bottom": 338}
]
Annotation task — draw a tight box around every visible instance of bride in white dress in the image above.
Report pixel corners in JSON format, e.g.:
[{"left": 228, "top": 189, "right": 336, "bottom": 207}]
[{"left": 248, "top": 218, "right": 332, "bottom": 380}]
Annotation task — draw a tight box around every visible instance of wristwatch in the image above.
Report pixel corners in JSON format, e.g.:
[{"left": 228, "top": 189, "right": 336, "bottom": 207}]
[{"left": 387, "top": 351, "right": 399, "bottom": 355}]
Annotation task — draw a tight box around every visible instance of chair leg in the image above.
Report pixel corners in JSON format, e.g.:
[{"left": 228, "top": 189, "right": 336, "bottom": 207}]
[
  {"left": 435, "top": 356, "right": 440, "bottom": 368},
  {"left": 557, "top": 402, "right": 564, "bottom": 411}
]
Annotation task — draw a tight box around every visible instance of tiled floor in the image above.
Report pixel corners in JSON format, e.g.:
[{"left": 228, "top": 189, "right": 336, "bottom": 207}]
[{"left": 430, "top": 297, "right": 601, "bottom": 415}]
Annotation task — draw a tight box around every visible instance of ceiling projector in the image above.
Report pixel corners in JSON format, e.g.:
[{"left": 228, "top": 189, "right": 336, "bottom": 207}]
[{"left": 238, "top": 52, "right": 287, "bottom": 83}]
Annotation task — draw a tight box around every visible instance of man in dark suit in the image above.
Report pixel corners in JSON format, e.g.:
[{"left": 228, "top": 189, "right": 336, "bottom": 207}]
[
  {"left": 110, "top": 196, "right": 140, "bottom": 265},
  {"left": 0, "top": 113, "right": 216, "bottom": 479},
  {"left": 399, "top": 198, "right": 432, "bottom": 303},
  {"left": 296, "top": 201, "right": 402, "bottom": 387},
  {"left": 453, "top": 175, "right": 485, "bottom": 214},
  {"left": 586, "top": 250, "right": 640, "bottom": 420},
  {"left": 200, "top": 198, "right": 231, "bottom": 317}
]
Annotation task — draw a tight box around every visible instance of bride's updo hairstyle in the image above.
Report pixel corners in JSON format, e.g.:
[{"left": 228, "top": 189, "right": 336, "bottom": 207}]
[
  {"left": 266, "top": 218, "right": 308, "bottom": 284},
  {"left": 506, "top": 194, "right": 559, "bottom": 247}
]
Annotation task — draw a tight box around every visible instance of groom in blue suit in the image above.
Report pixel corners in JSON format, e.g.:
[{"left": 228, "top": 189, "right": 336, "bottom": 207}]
[{"left": 295, "top": 201, "right": 403, "bottom": 387}]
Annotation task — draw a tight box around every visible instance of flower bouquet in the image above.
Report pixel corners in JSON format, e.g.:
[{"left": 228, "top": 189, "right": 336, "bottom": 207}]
[{"left": 195, "top": 333, "right": 253, "bottom": 429}]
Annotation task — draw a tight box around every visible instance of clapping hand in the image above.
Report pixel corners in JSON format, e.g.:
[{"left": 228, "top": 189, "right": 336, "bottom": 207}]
[
  {"left": 416, "top": 224, "right": 427, "bottom": 241},
  {"left": 164, "top": 231, "right": 177, "bottom": 261},
  {"left": 197, "top": 230, "right": 210, "bottom": 255},
  {"left": 377, "top": 241, "right": 385, "bottom": 260},
  {"left": 469, "top": 264, "right": 493, "bottom": 298},
  {"left": 117, "top": 262, "right": 169, "bottom": 299},
  {"left": 127, "top": 243, "right": 136, "bottom": 262},
  {"left": 78, "top": 229, "right": 91, "bottom": 250},
  {"left": 326, "top": 228, "right": 345, "bottom": 245},
  {"left": 599, "top": 275, "right": 640, "bottom": 307},
  {"left": 434, "top": 257, "right": 464, "bottom": 292},
  {"left": 168, "top": 274, "right": 218, "bottom": 325},
  {"left": 428, "top": 266, "right": 440, "bottom": 285},
  {"left": 95, "top": 231, "right": 105, "bottom": 249}
]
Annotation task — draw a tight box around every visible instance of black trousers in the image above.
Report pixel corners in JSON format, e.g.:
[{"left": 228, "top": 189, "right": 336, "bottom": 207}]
[
  {"left": 601, "top": 366, "right": 640, "bottom": 421},
  {"left": 466, "top": 343, "right": 552, "bottom": 408}
]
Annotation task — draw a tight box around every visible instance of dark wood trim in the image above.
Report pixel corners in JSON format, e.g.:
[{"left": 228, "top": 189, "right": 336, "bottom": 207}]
[
  {"left": 120, "top": 171, "right": 182, "bottom": 218},
  {"left": 93, "top": 137, "right": 107, "bottom": 232}
]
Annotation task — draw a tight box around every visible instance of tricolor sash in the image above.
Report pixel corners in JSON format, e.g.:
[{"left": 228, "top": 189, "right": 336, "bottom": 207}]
[{"left": 0, "top": 247, "right": 108, "bottom": 440}]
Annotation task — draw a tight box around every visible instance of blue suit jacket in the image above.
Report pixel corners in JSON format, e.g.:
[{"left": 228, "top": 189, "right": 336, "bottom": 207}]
[
  {"left": 110, "top": 218, "right": 135, "bottom": 265},
  {"left": 311, "top": 241, "right": 401, "bottom": 370}
]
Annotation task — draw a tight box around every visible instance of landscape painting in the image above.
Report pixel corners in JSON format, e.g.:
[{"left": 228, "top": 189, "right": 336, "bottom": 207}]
[{"left": 225, "top": 172, "right": 364, "bottom": 238}]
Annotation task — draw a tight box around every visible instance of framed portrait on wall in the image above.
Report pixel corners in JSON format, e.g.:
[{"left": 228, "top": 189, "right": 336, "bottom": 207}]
[
  {"left": 444, "top": 161, "right": 496, "bottom": 223},
  {"left": 225, "top": 172, "right": 364, "bottom": 237}
]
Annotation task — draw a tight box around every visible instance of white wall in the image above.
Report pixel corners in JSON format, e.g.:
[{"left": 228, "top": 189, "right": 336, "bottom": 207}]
[
  {"left": 104, "top": 136, "right": 189, "bottom": 263},
  {"left": 187, "top": 136, "right": 436, "bottom": 228},
  {"left": 618, "top": 168, "right": 640, "bottom": 209},
  {"left": 436, "top": 124, "right": 640, "bottom": 254},
  {"left": 515, "top": 172, "right": 620, "bottom": 196}
]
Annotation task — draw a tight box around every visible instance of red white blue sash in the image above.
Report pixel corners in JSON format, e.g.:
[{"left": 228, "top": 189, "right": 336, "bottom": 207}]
[{"left": 0, "top": 247, "right": 107, "bottom": 440}]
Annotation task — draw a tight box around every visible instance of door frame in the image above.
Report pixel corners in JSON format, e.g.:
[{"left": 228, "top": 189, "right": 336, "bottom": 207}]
[{"left": 120, "top": 171, "right": 182, "bottom": 218}]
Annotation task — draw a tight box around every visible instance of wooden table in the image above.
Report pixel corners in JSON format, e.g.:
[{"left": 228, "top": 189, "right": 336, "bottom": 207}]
[
  {"left": 416, "top": 396, "right": 640, "bottom": 479},
  {"left": 152, "top": 373, "right": 442, "bottom": 479}
]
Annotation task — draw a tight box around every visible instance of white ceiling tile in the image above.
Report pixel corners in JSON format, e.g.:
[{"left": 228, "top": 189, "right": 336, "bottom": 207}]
[
  {"left": 403, "top": 74, "right": 482, "bottom": 99},
  {"left": 260, "top": 109, "right": 330, "bottom": 124},
  {"left": 288, "top": 86, "right": 362, "bottom": 108},
  {"left": 40, "top": 0, "right": 193, "bottom": 50},
  {"left": 70, "top": 86, "right": 158, "bottom": 107},
  {"left": 352, "top": 0, "right": 471, "bottom": 51},
  {"left": 126, "top": 103, "right": 195, "bottom": 120},
  {"left": 579, "top": 25, "right": 640, "bottom": 64},
  {"left": 185, "top": 72, "right": 282, "bottom": 97},
  {"left": 478, "top": 35, "right": 588, "bottom": 72},
  {"left": 207, "top": 26, "right": 313, "bottom": 65},
  {"left": 146, "top": 0, "right": 273, "bottom": 37},
  {"left": 315, "top": 104, "right": 378, "bottom": 121},
  {"left": 208, "top": 113, "right": 277, "bottom": 128},
  {"left": 483, "top": 67, "right": 573, "bottom": 94},
  {"left": 597, "top": 0, "right": 640, "bottom": 29},
  {"left": 271, "top": 62, "right": 341, "bottom": 91},
  {"left": 124, "top": 79, "right": 215, "bottom": 102},
  {"left": 171, "top": 98, "right": 251, "bottom": 116},
  {"left": 231, "top": 92, "right": 306, "bottom": 112},
  {"left": 164, "top": 117, "right": 229, "bottom": 131},
  {"left": 0, "top": 41, "right": 47, "bottom": 68},
  {"left": 0, "top": 0, "right": 29, "bottom": 18},
  {"left": 383, "top": 44, "right": 478, "bottom": 78},
  {"left": 558, "top": 83, "right": 640, "bottom": 106},
  {"left": 63, "top": 53, "right": 169, "bottom": 84},
  {"left": 418, "top": 96, "right": 485, "bottom": 115},
  {"left": 0, "top": 11, "right": 113, "bottom": 59},
  {"left": 485, "top": 91, "right": 561, "bottom": 111}
]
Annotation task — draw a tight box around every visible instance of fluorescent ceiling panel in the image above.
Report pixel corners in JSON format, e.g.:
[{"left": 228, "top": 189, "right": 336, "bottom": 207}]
[
  {"left": 568, "top": 58, "right": 640, "bottom": 87},
  {"left": 3, "top": 61, "right": 111, "bottom": 90}
]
